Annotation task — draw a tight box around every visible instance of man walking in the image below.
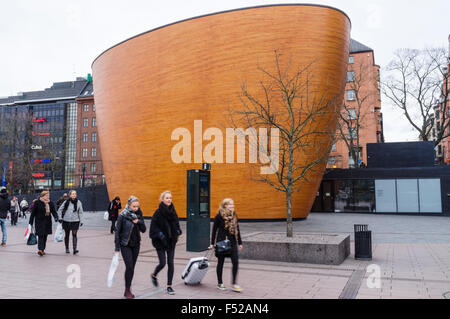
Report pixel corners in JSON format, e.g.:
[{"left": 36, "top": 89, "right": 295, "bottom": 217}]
[{"left": 0, "top": 187, "right": 11, "bottom": 246}]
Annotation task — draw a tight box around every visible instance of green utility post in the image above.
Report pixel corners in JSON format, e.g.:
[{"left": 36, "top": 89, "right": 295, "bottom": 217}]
[{"left": 186, "top": 167, "right": 211, "bottom": 252}]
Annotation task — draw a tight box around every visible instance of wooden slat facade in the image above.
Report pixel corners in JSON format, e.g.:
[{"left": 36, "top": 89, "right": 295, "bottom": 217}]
[{"left": 92, "top": 5, "right": 351, "bottom": 219}]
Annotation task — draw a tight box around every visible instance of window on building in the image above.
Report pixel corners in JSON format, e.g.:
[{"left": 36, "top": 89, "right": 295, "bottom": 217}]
[
  {"left": 347, "top": 108, "right": 357, "bottom": 120},
  {"left": 92, "top": 132, "right": 97, "bottom": 142},
  {"left": 82, "top": 133, "right": 88, "bottom": 142},
  {"left": 348, "top": 56, "right": 354, "bottom": 64},
  {"left": 91, "top": 148, "right": 97, "bottom": 157},
  {"left": 347, "top": 71, "right": 355, "bottom": 82},
  {"left": 91, "top": 163, "right": 96, "bottom": 173},
  {"left": 83, "top": 118, "right": 89, "bottom": 127},
  {"left": 84, "top": 104, "right": 89, "bottom": 112},
  {"left": 92, "top": 104, "right": 96, "bottom": 112},
  {"left": 331, "top": 142, "right": 337, "bottom": 152},
  {"left": 82, "top": 148, "right": 88, "bottom": 158},
  {"left": 348, "top": 128, "right": 358, "bottom": 139},
  {"left": 346, "top": 90, "right": 356, "bottom": 101},
  {"left": 92, "top": 117, "right": 96, "bottom": 127}
]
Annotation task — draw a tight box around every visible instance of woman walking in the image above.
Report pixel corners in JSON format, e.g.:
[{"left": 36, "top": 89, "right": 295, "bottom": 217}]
[
  {"left": 10, "top": 196, "right": 20, "bottom": 226},
  {"left": 209, "top": 198, "right": 243, "bottom": 292},
  {"left": 20, "top": 198, "right": 29, "bottom": 219},
  {"left": 108, "top": 196, "right": 122, "bottom": 234},
  {"left": 58, "top": 190, "right": 83, "bottom": 255},
  {"left": 149, "top": 191, "right": 182, "bottom": 295},
  {"left": 114, "top": 196, "right": 146, "bottom": 299},
  {"left": 29, "top": 191, "right": 59, "bottom": 256}
]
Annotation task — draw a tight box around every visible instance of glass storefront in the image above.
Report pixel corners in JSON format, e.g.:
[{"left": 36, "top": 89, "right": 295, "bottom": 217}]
[
  {"left": 334, "top": 180, "right": 375, "bottom": 212},
  {"left": 313, "top": 178, "right": 442, "bottom": 214}
]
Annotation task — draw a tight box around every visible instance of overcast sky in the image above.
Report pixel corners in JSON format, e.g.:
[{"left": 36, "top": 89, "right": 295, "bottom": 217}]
[{"left": 1, "top": 0, "right": 449, "bottom": 142}]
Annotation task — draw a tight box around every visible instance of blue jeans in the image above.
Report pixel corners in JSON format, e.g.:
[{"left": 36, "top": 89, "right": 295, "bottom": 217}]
[{"left": 0, "top": 218, "right": 6, "bottom": 243}]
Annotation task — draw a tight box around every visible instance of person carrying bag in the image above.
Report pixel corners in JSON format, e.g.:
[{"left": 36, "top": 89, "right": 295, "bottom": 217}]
[
  {"left": 29, "top": 191, "right": 59, "bottom": 256},
  {"left": 57, "top": 190, "right": 83, "bottom": 255},
  {"left": 114, "top": 196, "right": 146, "bottom": 299},
  {"left": 149, "top": 190, "right": 182, "bottom": 295},
  {"left": 209, "top": 198, "right": 243, "bottom": 293}
]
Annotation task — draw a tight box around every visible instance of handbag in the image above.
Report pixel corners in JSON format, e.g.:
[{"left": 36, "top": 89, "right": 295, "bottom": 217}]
[
  {"left": 215, "top": 236, "right": 231, "bottom": 254},
  {"left": 27, "top": 229, "right": 37, "bottom": 246}
]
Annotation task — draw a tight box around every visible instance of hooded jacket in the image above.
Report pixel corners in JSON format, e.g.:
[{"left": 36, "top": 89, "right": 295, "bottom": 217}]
[{"left": 0, "top": 193, "right": 11, "bottom": 219}]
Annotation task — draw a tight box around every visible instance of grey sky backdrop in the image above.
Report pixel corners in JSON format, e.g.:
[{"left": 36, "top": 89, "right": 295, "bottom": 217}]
[{"left": 1, "top": 0, "right": 449, "bottom": 142}]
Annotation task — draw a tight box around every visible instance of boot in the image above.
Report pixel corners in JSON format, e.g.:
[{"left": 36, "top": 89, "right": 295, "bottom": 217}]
[
  {"left": 73, "top": 237, "right": 79, "bottom": 255},
  {"left": 124, "top": 288, "right": 135, "bottom": 299}
]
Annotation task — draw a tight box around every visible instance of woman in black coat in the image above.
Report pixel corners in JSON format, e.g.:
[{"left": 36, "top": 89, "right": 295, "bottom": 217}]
[
  {"left": 29, "top": 191, "right": 59, "bottom": 256},
  {"left": 108, "top": 196, "right": 122, "bottom": 234},
  {"left": 149, "top": 191, "right": 182, "bottom": 295},
  {"left": 209, "top": 198, "right": 243, "bottom": 292}
]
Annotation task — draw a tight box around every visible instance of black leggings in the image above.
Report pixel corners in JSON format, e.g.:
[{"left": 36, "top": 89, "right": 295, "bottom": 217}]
[
  {"left": 216, "top": 248, "right": 239, "bottom": 285},
  {"left": 63, "top": 222, "right": 80, "bottom": 250},
  {"left": 110, "top": 219, "right": 117, "bottom": 233},
  {"left": 38, "top": 234, "right": 48, "bottom": 251},
  {"left": 153, "top": 248, "right": 175, "bottom": 286},
  {"left": 120, "top": 245, "right": 140, "bottom": 289}
]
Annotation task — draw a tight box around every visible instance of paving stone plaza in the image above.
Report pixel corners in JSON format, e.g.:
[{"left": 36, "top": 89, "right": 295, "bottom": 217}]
[{"left": 1, "top": 212, "right": 450, "bottom": 299}]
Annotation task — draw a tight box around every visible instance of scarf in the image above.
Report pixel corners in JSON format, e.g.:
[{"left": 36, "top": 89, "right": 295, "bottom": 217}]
[
  {"left": 219, "top": 208, "right": 239, "bottom": 239},
  {"left": 63, "top": 198, "right": 78, "bottom": 215},
  {"left": 159, "top": 202, "right": 178, "bottom": 239},
  {"left": 40, "top": 197, "right": 50, "bottom": 216}
]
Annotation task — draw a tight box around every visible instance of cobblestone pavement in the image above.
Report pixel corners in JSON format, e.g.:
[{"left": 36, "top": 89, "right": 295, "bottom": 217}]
[{"left": 0, "top": 212, "right": 449, "bottom": 299}]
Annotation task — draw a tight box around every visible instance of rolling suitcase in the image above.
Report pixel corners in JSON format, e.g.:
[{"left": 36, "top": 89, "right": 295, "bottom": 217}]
[{"left": 181, "top": 250, "right": 211, "bottom": 285}]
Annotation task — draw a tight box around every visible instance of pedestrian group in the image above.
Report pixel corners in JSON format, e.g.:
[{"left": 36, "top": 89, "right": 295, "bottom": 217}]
[{"left": 0, "top": 186, "right": 243, "bottom": 299}]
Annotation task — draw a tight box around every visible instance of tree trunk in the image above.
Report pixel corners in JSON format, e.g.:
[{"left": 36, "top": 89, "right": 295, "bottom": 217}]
[{"left": 286, "top": 187, "right": 293, "bottom": 237}]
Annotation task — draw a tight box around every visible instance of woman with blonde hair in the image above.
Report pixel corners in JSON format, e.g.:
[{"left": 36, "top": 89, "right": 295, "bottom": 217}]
[
  {"left": 114, "top": 195, "right": 146, "bottom": 299},
  {"left": 149, "top": 190, "right": 182, "bottom": 295},
  {"left": 29, "top": 191, "right": 59, "bottom": 256},
  {"left": 209, "top": 198, "right": 243, "bottom": 292},
  {"left": 58, "top": 190, "right": 83, "bottom": 254}
]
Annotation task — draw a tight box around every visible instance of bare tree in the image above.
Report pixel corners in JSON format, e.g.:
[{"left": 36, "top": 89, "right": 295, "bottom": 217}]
[
  {"left": 336, "top": 60, "right": 379, "bottom": 167},
  {"left": 382, "top": 47, "right": 449, "bottom": 144},
  {"left": 228, "top": 52, "right": 339, "bottom": 237}
]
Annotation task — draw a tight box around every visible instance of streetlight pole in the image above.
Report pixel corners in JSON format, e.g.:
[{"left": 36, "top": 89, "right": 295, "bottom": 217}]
[{"left": 82, "top": 164, "right": 86, "bottom": 188}]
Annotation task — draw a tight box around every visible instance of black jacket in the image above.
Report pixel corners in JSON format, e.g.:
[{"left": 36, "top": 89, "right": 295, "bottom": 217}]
[
  {"left": 149, "top": 202, "right": 182, "bottom": 251},
  {"left": 211, "top": 212, "right": 242, "bottom": 249},
  {"left": 115, "top": 208, "right": 146, "bottom": 251},
  {"left": 0, "top": 193, "right": 11, "bottom": 219},
  {"left": 29, "top": 200, "right": 58, "bottom": 236},
  {"left": 108, "top": 200, "right": 122, "bottom": 221}
]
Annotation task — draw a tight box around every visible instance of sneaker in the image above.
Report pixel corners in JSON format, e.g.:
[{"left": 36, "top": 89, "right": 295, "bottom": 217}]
[
  {"left": 151, "top": 274, "right": 158, "bottom": 287},
  {"left": 167, "top": 287, "right": 175, "bottom": 295},
  {"left": 217, "top": 284, "right": 227, "bottom": 291},
  {"left": 66, "top": 248, "right": 70, "bottom": 254},
  {"left": 231, "top": 285, "right": 242, "bottom": 293},
  {"left": 73, "top": 250, "right": 79, "bottom": 255}
]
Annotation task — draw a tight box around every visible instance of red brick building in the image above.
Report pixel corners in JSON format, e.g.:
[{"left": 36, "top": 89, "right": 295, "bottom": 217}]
[
  {"left": 75, "top": 80, "right": 104, "bottom": 187},
  {"left": 434, "top": 35, "right": 450, "bottom": 164},
  {"left": 327, "top": 39, "right": 384, "bottom": 168}
]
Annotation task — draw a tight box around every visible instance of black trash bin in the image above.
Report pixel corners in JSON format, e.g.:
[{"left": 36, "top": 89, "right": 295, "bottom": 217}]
[{"left": 354, "top": 224, "right": 372, "bottom": 260}]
